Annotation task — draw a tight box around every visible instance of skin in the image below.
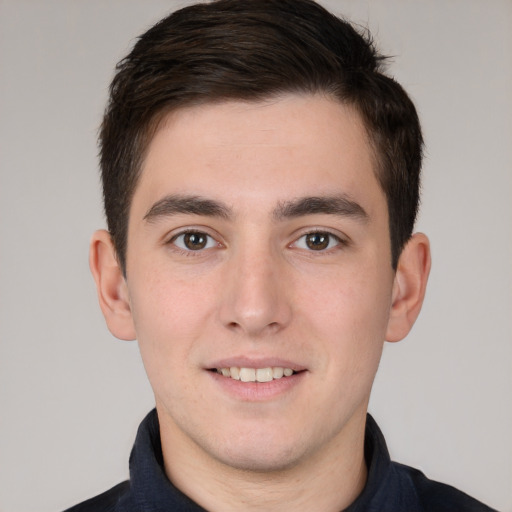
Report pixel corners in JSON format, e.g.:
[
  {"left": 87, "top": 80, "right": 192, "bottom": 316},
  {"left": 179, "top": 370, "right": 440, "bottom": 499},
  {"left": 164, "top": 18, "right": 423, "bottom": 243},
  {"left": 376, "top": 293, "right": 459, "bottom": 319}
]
[{"left": 90, "top": 93, "right": 430, "bottom": 511}]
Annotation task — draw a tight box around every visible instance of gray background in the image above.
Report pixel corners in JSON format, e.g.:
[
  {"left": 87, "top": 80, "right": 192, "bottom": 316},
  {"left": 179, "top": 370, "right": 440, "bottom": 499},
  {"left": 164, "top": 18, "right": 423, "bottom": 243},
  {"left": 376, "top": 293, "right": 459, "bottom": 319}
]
[{"left": 0, "top": 1, "right": 510, "bottom": 511}]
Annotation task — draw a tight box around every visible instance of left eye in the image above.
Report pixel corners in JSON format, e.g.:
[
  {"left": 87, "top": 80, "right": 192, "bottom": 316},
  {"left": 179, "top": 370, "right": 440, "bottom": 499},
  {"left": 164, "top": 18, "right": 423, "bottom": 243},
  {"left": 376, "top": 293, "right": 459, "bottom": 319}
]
[
  {"left": 294, "top": 232, "right": 341, "bottom": 251},
  {"left": 172, "top": 231, "right": 217, "bottom": 251}
]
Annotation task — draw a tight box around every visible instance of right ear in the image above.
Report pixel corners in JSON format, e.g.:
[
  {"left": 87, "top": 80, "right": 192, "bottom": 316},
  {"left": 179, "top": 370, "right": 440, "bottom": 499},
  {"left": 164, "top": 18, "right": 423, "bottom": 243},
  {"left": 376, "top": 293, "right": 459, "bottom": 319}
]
[{"left": 89, "top": 230, "right": 136, "bottom": 341}]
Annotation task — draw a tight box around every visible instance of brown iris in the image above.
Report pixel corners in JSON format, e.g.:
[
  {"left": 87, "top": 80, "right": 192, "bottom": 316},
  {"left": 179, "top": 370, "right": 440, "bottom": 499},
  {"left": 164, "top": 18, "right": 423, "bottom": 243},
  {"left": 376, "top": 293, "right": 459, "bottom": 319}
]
[
  {"left": 183, "top": 232, "right": 208, "bottom": 250},
  {"left": 305, "top": 232, "right": 330, "bottom": 250}
]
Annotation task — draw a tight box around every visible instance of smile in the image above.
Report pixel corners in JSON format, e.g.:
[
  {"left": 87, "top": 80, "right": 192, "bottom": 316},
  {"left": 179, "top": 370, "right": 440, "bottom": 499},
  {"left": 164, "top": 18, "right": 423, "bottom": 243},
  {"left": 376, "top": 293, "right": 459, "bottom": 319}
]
[{"left": 214, "top": 367, "right": 296, "bottom": 382}]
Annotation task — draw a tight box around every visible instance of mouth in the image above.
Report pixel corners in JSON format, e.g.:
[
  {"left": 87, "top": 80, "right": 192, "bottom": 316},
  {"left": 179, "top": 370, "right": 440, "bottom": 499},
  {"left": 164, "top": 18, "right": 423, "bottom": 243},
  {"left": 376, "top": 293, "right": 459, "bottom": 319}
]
[{"left": 210, "top": 366, "right": 299, "bottom": 382}]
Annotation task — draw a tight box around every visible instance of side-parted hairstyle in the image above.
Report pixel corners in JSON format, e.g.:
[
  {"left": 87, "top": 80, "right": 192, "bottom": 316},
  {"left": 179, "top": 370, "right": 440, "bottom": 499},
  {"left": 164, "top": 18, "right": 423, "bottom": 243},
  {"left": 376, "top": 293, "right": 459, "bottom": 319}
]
[{"left": 100, "top": 0, "right": 423, "bottom": 272}]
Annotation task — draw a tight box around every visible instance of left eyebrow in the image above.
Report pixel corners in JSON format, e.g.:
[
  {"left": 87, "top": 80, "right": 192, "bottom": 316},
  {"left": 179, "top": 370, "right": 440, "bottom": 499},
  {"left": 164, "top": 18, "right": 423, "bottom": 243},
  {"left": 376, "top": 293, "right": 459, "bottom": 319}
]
[{"left": 273, "top": 195, "right": 369, "bottom": 222}]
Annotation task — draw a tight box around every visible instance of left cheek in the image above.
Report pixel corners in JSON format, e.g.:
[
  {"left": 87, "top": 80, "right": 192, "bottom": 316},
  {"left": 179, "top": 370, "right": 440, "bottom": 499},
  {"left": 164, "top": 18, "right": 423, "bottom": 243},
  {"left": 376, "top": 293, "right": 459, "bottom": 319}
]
[{"left": 309, "top": 271, "right": 391, "bottom": 349}]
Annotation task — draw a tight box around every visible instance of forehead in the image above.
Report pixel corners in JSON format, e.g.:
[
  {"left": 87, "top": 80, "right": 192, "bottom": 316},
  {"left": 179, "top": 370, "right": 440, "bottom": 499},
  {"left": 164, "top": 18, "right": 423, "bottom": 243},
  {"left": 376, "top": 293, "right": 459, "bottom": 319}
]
[{"left": 134, "top": 93, "right": 383, "bottom": 217}]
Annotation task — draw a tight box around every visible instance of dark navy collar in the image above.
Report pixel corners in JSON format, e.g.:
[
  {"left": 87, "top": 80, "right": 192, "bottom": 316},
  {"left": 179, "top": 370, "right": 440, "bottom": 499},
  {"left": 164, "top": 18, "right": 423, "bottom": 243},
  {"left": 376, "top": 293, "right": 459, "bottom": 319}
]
[
  {"left": 119, "top": 409, "right": 204, "bottom": 511},
  {"left": 65, "top": 409, "right": 496, "bottom": 511},
  {"left": 121, "top": 410, "right": 415, "bottom": 511}
]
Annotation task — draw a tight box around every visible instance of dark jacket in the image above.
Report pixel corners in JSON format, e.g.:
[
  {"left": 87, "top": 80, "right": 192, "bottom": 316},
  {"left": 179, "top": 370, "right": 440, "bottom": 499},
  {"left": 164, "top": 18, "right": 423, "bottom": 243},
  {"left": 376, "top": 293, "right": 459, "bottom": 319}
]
[{"left": 64, "top": 410, "right": 497, "bottom": 512}]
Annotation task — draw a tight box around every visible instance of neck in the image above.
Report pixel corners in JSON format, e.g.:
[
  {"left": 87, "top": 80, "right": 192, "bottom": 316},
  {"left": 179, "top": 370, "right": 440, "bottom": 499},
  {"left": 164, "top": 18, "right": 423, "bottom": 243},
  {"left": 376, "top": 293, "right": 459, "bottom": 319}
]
[{"left": 158, "top": 408, "right": 368, "bottom": 512}]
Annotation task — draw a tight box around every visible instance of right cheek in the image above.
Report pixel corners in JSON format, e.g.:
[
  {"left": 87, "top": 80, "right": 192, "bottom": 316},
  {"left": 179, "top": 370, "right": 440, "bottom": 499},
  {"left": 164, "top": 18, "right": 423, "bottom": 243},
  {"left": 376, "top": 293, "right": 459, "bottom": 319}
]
[
  {"left": 132, "top": 292, "right": 193, "bottom": 352},
  {"left": 130, "top": 267, "right": 220, "bottom": 342}
]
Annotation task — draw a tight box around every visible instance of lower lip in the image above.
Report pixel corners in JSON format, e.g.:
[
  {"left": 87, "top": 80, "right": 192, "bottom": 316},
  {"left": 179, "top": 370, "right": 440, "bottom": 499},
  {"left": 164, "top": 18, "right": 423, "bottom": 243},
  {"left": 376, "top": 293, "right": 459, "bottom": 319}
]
[{"left": 208, "top": 371, "right": 305, "bottom": 401}]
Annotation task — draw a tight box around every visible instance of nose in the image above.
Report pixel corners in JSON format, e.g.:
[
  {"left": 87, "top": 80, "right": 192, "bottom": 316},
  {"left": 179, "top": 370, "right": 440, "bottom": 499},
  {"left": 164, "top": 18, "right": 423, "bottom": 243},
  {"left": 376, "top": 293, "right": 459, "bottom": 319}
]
[{"left": 218, "top": 243, "right": 292, "bottom": 338}]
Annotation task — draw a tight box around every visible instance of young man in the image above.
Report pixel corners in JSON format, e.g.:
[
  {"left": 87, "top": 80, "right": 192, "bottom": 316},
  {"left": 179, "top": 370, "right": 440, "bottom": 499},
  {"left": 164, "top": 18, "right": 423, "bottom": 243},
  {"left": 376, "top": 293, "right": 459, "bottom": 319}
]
[{"left": 66, "top": 1, "right": 496, "bottom": 510}]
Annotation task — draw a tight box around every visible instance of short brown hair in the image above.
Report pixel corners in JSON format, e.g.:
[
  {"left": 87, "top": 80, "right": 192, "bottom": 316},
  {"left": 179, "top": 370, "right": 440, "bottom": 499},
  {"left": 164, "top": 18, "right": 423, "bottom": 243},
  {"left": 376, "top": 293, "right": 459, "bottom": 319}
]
[{"left": 100, "top": 0, "right": 423, "bottom": 272}]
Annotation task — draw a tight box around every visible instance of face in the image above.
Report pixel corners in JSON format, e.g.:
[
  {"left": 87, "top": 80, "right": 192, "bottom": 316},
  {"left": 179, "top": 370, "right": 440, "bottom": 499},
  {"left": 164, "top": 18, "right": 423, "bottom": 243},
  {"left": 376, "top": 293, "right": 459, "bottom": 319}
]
[{"left": 123, "top": 94, "right": 397, "bottom": 472}]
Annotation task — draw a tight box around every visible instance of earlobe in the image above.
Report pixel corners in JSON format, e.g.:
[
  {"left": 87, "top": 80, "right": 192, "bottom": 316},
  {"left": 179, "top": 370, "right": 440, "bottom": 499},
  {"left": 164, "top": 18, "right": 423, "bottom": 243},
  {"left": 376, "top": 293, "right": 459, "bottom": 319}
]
[
  {"left": 386, "top": 233, "right": 431, "bottom": 343},
  {"left": 89, "top": 230, "right": 136, "bottom": 341}
]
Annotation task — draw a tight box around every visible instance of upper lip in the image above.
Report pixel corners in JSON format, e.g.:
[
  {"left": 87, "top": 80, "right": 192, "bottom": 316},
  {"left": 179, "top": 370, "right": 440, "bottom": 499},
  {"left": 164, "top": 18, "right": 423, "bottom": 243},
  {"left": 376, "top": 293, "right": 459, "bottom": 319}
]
[{"left": 207, "top": 357, "right": 307, "bottom": 372}]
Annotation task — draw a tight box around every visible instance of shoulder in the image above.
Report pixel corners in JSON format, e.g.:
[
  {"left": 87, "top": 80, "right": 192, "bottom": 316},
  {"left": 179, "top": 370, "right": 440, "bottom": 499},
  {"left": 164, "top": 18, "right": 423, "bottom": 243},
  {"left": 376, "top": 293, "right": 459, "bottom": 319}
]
[
  {"left": 62, "top": 481, "right": 130, "bottom": 512},
  {"left": 393, "top": 462, "right": 498, "bottom": 512}
]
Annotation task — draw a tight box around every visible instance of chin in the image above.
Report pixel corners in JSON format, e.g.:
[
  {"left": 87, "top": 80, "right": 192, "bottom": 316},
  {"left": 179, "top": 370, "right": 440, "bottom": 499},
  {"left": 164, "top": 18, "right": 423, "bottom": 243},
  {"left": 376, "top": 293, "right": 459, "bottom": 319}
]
[
  {"left": 214, "top": 443, "right": 304, "bottom": 473},
  {"left": 203, "top": 424, "right": 319, "bottom": 474}
]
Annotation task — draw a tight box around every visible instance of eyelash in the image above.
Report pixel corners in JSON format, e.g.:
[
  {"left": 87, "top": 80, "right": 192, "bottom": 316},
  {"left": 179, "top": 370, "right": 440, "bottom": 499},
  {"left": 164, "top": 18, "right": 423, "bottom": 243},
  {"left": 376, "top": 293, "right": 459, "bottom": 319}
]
[
  {"left": 291, "top": 230, "right": 345, "bottom": 252},
  {"left": 168, "top": 230, "right": 220, "bottom": 255},
  {"left": 167, "top": 229, "right": 347, "bottom": 256}
]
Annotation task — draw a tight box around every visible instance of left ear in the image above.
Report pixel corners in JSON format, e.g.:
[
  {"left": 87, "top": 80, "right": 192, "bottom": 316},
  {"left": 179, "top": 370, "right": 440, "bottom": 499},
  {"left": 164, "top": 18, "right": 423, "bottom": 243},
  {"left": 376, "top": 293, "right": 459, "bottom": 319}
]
[{"left": 386, "top": 233, "right": 431, "bottom": 342}]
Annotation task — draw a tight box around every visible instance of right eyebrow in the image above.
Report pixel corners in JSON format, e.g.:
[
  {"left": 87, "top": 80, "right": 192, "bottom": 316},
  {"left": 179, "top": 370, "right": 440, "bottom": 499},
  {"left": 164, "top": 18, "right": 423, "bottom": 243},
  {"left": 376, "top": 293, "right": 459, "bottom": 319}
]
[{"left": 143, "top": 194, "right": 233, "bottom": 222}]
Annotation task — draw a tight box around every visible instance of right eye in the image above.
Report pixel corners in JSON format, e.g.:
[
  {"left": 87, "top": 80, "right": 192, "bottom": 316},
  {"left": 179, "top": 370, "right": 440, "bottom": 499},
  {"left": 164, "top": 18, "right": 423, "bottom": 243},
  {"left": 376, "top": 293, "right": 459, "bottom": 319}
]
[{"left": 171, "top": 231, "right": 217, "bottom": 251}]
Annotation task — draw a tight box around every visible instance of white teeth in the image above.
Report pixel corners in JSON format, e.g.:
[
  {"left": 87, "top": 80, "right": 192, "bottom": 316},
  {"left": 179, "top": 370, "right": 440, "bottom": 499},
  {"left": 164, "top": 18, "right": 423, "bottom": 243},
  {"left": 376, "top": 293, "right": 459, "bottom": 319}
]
[
  {"left": 272, "top": 367, "right": 284, "bottom": 379},
  {"left": 215, "top": 366, "right": 296, "bottom": 382},
  {"left": 256, "top": 367, "right": 273, "bottom": 382},
  {"left": 239, "top": 368, "right": 256, "bottom": 382}
]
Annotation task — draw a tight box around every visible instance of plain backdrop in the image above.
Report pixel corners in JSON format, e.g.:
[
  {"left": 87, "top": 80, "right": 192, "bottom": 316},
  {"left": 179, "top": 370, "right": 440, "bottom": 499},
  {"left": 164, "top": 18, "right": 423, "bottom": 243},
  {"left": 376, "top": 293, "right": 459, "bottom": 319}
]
[{"left": 0, "top": 1, "right": 511, "bottom": 511}]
